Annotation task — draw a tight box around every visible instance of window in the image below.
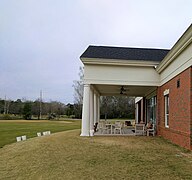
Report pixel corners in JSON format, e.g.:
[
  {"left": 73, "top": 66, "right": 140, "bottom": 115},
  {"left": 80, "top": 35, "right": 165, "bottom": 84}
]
[
  {"left": 177, "top": 79, "right": 180, "bottom": 88},
  {"left": 165, "top": 95, "right": 169, "bottom": 128},
  {"left": 146, "top": 96, "right": 157, "bottom": 125}
]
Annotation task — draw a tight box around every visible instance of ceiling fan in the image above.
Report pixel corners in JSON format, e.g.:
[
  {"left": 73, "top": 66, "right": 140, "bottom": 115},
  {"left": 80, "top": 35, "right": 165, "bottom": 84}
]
[{"left": 120, "top": 86, "right": 126, "bottom": 95}]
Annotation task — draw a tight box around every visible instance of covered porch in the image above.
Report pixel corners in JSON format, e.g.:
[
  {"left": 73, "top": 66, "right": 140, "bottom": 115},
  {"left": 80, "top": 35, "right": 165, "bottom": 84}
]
[
  {"left": 80, "top": 45, "right": 168, "bottom": 136},
  {"left": 81, "top": 83, "right": 158, "bottom": 137}
]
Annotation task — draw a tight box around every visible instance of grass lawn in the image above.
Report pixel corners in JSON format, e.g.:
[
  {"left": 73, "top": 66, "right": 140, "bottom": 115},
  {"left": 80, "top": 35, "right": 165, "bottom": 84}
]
[
  {"left": 0, "top": 129, "right": 192, "bottom": 179},
  {"left": 0, "top": 119, "right": 81, "bottom": 148}
]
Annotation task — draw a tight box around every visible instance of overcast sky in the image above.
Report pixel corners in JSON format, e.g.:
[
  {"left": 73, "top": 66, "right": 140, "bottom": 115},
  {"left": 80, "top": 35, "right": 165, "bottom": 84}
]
[{"left": 0, "top": 0, "right": 191, "bottom": 103}]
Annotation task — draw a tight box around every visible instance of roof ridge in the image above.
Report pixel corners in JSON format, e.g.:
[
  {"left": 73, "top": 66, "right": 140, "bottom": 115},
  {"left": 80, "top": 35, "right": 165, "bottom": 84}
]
[{"left": 88, "top": 45, "right": 170, "bottom": 51}]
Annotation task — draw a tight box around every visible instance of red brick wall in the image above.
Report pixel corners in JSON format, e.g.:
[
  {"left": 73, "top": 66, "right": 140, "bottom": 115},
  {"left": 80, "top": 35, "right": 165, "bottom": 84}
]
[{"left": 157, "top": 67, "right": 191, "bottom": 149}]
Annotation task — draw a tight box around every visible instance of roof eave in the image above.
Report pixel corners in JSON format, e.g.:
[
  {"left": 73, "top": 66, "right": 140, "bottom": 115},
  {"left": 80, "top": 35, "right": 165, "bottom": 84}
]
[
  {"left": 156, "top": 24, "right": 192, "bottom": 73},
  {"left": 81, "top": 57, "right": 160, "bottom": 67}
]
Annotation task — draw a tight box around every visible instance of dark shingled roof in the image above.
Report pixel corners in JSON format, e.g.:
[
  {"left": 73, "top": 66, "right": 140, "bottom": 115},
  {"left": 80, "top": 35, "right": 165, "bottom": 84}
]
[{"left": 80, "top": 45, "right": 170, "bottom": 62}]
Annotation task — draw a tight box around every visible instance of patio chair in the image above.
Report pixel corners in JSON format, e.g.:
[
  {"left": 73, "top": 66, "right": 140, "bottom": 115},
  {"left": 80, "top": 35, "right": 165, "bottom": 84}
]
[
  {"left": 134, "top": 124, "right": 145, "bottom": 136},
  {"left": 147, "top": 124, "right": 155, "bottom": 136},
  {"left": 114, "top": 122, "right": 123, "bottom": 134},
  {"left": 98, "top": 121, "right": 110, "bottom": 134}
]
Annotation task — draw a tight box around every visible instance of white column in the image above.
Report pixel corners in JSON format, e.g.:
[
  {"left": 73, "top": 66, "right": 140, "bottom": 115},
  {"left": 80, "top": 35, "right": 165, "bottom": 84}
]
[
  {"left": 140, "top": 99, "right": 144, "bottom": 123},
  {"left": 97, "top": 95, "right": 100, "bottom": 122},
  {"left": 94, "top": 92, "right": 97, "bottom": 124},
  {"left": 90, "top": 88, "right": 94, "bottom": 130},
  {"left": 81, "top": 84, "right": 90, "bottom": 136},
  {"left": 135, "top": 103, "right": 139, "bottom": 124}
]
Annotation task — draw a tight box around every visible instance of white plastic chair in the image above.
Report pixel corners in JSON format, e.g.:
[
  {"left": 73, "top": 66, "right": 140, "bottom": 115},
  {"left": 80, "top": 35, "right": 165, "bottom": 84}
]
[
  {"left": 114, "top": 122, "right": 123, "bottom": 134},
  {"left": 99, "top": 121, "right": 110, "bottom": 134},
  {"left": 135, "top": 124, "right": 145, "bottom": 136}
]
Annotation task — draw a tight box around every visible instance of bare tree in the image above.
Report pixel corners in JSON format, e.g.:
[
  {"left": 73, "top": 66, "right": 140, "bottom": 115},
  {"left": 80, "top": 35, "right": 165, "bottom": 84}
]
[
  {"left": 3, "top": 96, "right": 11, "bottom": 114},
  {"left": 73, "top": 67, "right": 84, "bottom": 118},
  {"left": 73, "top": 67, "right": 84, "bottom": 104}
]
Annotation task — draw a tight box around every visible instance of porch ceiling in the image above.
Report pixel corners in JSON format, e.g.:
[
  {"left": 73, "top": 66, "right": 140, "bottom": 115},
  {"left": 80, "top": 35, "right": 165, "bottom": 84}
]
[{"left": 93, "top": 84, "right": 157, "bottom": 97}]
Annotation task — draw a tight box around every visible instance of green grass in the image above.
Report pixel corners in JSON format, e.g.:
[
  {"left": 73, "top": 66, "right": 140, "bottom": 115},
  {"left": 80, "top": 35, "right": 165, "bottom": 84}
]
[
  {"left": 0, "top": 119, "right": 81, "bottom": 148},
  {"left": 0, "top": 130, "right": 192, "bottom": 179}
]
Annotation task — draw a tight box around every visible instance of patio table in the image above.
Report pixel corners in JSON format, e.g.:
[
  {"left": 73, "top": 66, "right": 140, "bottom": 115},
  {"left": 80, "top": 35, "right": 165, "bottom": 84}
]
[{"left": 105, "top": 124, "right": 115, "bottom": 134}]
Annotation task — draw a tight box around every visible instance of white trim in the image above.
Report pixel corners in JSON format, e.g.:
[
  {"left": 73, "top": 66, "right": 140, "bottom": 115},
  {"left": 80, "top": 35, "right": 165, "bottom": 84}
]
[
  {"left": 84, "top": 79, "right": 160, "bottom": 86},
  {"left": 97, "top": 95, "right": 100, "bottom": 122},
  {"left": 163, "top": 89, "right": 169, "bottom": 96},
  {"left": 135, "top": 97, "right": 143, "bottom": 104},
  {"left": 157, "top": 25, "right": 192, "bottom": 86},
  {"left": 81, "top": 58, "right": 160, "bottom": 67},
  {"left": 157, "top": 25, "right": 192, "bottom": 73},
  {"left": 135, "top": 103, "right": 139, "bottom": 124},
  {"left": 159, "top": 56, "right": 192, "bottom": 86},
  {"left": 164, "top": 95, "right": 169, "bottom": 128}
]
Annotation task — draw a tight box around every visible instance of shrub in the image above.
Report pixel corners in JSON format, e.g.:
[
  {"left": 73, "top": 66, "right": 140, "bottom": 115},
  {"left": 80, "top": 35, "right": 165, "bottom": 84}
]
[
  {"left": 69, "top": 115, "right": 75, "bottom": 119},
  {"left": 2, "top": 114, "right": 12, "bottom": 120}
]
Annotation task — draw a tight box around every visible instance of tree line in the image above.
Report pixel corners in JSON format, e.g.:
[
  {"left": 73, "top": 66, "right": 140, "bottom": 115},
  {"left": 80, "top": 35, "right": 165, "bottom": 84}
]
[
  {"left": 100, "top": 96, "right": 135, "bottom": 119},
  {"left": 0, "top": 95, "right": 135, "bottom": 120},
  {"left": 0, "top": 98, "right": 80, "bottom": 120}
]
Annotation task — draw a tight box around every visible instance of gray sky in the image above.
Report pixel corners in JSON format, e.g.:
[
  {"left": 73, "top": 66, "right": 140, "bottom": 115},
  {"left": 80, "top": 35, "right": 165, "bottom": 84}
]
[{"left": 0, "top": 0, "right": 191, "bottom": 103}]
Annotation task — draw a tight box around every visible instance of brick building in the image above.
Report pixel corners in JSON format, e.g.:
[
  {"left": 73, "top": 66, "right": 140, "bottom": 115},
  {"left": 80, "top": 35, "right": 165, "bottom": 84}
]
[{"left": 80, "top": 24, "right": 192, "bottom": 149}]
